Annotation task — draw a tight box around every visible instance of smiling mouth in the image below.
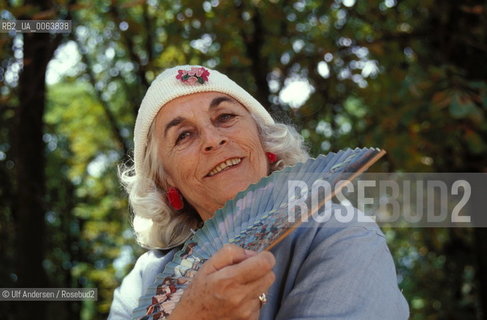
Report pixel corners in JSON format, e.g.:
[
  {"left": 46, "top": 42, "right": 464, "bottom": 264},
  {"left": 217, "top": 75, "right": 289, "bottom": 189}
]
[{"left": 206, "top": 158, "right": 242, "bottom": 177}]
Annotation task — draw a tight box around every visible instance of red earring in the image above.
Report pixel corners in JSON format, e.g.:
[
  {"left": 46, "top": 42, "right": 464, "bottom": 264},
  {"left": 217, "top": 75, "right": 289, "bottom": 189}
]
[
  {"left": 266, "top": 152, "right": 278, "bottom": 164},
  {"left": 166, "top": 187, "right": 184, "bottom": 210}
]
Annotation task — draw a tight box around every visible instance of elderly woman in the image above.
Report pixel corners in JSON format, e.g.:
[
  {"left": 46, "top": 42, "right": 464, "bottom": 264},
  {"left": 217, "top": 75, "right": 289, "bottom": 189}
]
[{"left": 108, "top": 65, "right": 409, "bottom": 320}]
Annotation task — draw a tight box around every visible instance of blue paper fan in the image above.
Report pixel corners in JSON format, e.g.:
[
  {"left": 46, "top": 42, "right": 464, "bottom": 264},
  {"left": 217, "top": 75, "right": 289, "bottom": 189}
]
[{"left": 131, "top": 147, "right": 386, "bottom": 320}]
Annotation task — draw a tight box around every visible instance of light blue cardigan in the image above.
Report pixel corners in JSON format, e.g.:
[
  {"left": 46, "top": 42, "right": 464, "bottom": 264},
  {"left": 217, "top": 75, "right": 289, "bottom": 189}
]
[{"left": 108, "top": 206, "right": 410, "bottom": 319}]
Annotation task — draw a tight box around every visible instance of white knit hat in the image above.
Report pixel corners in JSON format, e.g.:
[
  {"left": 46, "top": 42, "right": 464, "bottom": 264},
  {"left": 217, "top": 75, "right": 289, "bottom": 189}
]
[{"left": 133, "top": 65, "right": 275, "bottom": 176}]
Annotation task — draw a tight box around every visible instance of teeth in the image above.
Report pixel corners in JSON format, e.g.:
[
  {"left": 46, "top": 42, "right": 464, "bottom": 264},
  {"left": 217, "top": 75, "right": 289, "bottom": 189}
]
[{"left": 208, "top": 158, "right": 241, "bottom": 176}]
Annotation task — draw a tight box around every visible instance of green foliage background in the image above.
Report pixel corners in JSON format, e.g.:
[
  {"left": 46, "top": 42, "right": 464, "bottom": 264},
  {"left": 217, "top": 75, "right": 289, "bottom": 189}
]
[{"left": 1, "top": 0, "right": 486, "bottom": 319}]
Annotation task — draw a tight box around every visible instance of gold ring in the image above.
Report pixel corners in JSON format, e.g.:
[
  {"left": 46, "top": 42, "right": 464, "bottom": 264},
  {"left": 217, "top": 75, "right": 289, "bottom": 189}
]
[{"left": 258, "top": 293, "right": 267, "bottom": 307}]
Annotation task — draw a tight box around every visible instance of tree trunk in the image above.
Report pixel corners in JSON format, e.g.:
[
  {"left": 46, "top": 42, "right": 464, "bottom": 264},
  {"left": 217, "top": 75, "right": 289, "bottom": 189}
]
[{"left": 13, "top": 29, "right": 61, "bottom": 320}]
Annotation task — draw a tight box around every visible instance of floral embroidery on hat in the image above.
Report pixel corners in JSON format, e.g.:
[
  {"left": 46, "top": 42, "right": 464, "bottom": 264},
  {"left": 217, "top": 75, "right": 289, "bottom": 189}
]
[{"left": 176, "top": 67, "right": 210, "bottom": 84}]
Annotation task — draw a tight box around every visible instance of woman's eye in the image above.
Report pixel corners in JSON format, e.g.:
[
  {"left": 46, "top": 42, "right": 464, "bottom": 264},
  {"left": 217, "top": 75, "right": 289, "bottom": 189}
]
[
  {"left": 175, "top": 131, "right": 191, "bottom": 144},
  {"left": 217, "top": 113, "right": 236, "bottom": 123}
]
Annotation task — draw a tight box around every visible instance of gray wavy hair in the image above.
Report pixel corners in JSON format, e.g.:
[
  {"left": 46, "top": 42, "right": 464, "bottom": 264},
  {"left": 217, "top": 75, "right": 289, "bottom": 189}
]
[{"left": 119, "top": 116, "right": 309, "bottom": 249}]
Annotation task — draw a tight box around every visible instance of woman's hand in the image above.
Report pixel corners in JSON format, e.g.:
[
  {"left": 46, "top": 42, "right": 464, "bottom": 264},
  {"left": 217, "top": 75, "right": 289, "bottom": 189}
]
[{"left": 168, "top": 244, "right": 276, "bottom": 320}]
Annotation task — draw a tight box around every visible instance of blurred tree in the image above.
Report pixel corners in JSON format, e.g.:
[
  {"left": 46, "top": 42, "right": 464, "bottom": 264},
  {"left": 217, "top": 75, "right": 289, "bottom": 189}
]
[{"left": 0, "top": 0, "right": 72, "bottom": 319}]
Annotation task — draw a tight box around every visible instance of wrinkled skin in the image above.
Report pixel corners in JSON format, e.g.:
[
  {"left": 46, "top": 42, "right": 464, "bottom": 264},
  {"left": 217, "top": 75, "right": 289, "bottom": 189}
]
[{"left": 154, "top": 92, "right": 275, "bottom": 319}]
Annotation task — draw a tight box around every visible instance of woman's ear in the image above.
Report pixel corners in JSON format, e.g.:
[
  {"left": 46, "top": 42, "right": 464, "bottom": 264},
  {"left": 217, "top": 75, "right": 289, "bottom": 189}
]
[
  {"left": 165, "top": 175, "right": 175, "bottom": 190},
  {"left": 155, "top": 175, "right": 172, "bottom": 192},
  {"left": 154, "top": 164, "right": 174, "bottom": 190}
]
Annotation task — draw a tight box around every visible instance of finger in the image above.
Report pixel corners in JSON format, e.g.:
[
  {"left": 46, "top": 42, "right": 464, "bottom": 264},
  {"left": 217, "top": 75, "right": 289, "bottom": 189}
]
[
  {"left": 238, "top": 278, "right": 273, "bottom": 320},
  {"left": 202, "top": 244, "right": 257, "bottom": 275},
  {"left": 224, "top": 251, "right": 276, "bottom": 284},
  {"left": 229, "top": 296, "right": 262, "bottom": 320},
  {"left": 243, "top": 270, "right": 275, "bottom": 301}
]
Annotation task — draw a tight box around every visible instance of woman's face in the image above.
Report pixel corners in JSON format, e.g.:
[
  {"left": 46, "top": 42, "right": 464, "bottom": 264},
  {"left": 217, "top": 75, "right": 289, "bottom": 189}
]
[{"left": 154, "top": 92, "right": 268, "bottom": 221}]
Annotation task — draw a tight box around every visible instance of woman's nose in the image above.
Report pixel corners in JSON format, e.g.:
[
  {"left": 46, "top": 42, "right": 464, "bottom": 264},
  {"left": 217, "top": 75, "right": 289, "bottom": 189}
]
[{"left": 202, "top": 127, "right": 227, "bottom": 152}]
